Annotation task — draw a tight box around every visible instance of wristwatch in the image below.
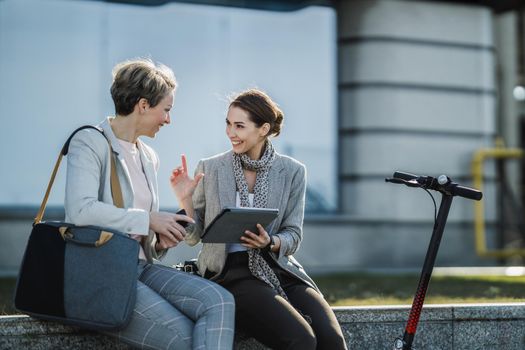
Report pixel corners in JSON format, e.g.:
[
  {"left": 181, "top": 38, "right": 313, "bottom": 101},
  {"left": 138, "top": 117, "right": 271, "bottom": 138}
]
[{"left": 268, "top": 235, "right": 275, "bottom": 251}]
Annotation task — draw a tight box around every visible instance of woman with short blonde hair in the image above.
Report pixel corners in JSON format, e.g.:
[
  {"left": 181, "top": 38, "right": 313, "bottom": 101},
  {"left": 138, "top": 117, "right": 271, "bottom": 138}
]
[{"left": 65, "top": 58, "right": 235, "bottom": 350}]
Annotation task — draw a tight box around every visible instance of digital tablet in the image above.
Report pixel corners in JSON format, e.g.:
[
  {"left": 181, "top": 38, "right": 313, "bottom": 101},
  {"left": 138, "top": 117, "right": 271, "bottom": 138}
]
[{"left": 201, "top": 207, "right": 279, "bottom": 243}]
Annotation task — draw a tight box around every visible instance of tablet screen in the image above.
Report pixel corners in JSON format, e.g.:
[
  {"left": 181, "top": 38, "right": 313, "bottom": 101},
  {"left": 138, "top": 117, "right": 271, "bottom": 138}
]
[{"left": 201, "top": 207, "right": 279, "bottom": 243}]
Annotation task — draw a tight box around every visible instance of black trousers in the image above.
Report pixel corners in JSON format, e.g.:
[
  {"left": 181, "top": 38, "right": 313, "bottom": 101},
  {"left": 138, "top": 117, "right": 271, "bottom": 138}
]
[{"left": 215, "top": 251, "right": 347, "bottom": 350}]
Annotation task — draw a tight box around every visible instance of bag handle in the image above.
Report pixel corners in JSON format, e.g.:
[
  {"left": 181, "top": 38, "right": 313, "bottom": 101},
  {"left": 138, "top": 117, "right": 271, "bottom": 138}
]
[
  {"left": 34, "top": 125, "right": 124, "bottom": 225},
  {"left": 58, "top": 227, "right": 114, "bottom": 248}
]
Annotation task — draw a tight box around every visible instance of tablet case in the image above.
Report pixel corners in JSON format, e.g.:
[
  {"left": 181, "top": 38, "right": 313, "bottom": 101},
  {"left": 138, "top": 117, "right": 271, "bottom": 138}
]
[{"left": 201, "top": 207, "right": 279, "bottom": 243}]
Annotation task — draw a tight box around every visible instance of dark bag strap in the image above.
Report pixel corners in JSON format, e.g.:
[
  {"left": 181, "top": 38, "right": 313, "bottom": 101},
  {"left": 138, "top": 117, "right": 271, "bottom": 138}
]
[{"left": 34, "top": 125, "right": 124, "bottom": 225}]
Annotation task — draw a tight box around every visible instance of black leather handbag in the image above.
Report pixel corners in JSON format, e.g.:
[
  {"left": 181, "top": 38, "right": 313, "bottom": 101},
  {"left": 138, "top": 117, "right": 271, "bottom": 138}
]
[{"left": 14, "top": 126, "right": 139, "bottom": 331}]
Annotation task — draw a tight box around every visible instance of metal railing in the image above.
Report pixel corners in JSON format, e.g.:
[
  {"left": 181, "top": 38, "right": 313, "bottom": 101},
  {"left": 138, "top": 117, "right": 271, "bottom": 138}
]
[{"left": 472, "top": 145, "right": 525, "bottom": 258}]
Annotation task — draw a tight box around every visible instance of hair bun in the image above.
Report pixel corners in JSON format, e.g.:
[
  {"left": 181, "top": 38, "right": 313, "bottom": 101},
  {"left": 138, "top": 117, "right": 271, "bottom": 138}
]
[{"left": 271, "top": 112, "right": 284, "bottom": 137}]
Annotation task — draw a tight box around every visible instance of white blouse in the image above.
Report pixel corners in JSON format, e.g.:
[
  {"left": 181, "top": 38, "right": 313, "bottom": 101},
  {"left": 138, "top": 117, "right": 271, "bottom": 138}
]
[{"left": 118, "top": 139, "right": 152, "bottom": 260}]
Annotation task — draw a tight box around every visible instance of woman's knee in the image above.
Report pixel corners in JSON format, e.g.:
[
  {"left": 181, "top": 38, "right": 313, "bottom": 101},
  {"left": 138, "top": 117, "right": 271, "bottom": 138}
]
[
  {"left": 297, "top": 331, "right": 317, "bottom": 350},
  {"left": 315, "top": 325, "right": 347, "bottom": 350},
  {"left": 204, "top": 283, "right": 235, "bottom": 310},
  {"left": 218, "top": 284, "right": 235, "bottom": 303},
  {"left": 281, "top": 326, "right": 316, "bottom": 350},
  {"left": 273, "top": 313, "right": 317, "bottom": 350}
]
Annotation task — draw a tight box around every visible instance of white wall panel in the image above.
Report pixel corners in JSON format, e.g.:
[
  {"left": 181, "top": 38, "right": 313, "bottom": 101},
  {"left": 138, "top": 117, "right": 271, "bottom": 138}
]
[
  {"left": 340, "top": 89, "right": 495, "bottom": 134},
  {"left": 338, "top": 0, "right": 493, "bottom": 46},
  {"left": 339, "top": 42, "right": 495, "bottom": 90},
  {"left": 341, "top": 179, "right": 496, "bottom": 222},
  {"left": 340, "top": 133, "right": 493, "bottom": 177},
  {"left": 0, "top": 0, "right": 337, "bottom": 207}
]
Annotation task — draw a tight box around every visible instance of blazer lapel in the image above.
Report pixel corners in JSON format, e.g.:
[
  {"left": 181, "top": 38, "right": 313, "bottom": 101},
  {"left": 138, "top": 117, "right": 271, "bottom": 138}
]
[
  {"left": 267, "top": 155, "right": 285, "bottom": 210},
  {"left": 137, "top": 140, "right": 158, "bottom": 212},
  {"left": 218, "top": 152, "right": 236, "bottom": 208}
]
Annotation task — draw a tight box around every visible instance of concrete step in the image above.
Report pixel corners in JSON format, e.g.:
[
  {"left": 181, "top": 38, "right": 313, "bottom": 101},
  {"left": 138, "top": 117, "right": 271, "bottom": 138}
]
[{"left": 1, "top": 303, "right": 525, "bottom": 349}]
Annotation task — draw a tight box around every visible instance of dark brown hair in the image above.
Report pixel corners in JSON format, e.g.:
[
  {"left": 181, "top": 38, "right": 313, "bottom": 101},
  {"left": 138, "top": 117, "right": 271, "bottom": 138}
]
[
  {"left": 229, "top": 89, "right": 284, "bottom": 137},
  {"left": 110, "top": 58, "right": 177, "bottom": 116}
]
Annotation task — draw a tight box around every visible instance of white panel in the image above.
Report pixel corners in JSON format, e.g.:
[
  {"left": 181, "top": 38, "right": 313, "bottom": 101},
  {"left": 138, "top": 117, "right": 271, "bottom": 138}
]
[
  {"left": 336, "top": 0, "right": 496, "bottom": 225},
  {"left": 104, "top": 3, "right": 338, "bottom": 209},
  {"left": 0, "top": 0, "right": 337, "bottom": 207},
  {"left": 0, "top": 0, "right": 105, "bottom": 206},
  {"left": 338, "top": 0, "right": 493, "bottom": 46},
  {"left": 340, "top": 89, "right": 495, "bottom": 134},
  {"left": 339, "top": 42, "right": 495, "bottom": 90},
  {"left": 340, "top": 133, "right": 493, "bottom": 177},
  {"left": 341, "top": 179, "right": 496, "bottom": 222},
  {"left": 295, "top": 223, "right": 494, "bottom": 270}
]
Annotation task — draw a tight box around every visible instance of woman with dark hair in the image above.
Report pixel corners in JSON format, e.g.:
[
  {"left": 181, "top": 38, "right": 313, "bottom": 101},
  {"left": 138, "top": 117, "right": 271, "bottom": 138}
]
[
  {"left": 65, "top": 58, "right": 235, "bottom": 350},
  {"left": 170, "top": 88, "right": 347, "bottom": 349}
]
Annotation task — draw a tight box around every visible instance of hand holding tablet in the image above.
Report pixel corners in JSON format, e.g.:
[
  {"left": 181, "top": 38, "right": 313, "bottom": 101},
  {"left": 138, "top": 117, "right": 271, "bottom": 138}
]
[{"left": 201, "top": 207, "right": 279, "bottom": 243}]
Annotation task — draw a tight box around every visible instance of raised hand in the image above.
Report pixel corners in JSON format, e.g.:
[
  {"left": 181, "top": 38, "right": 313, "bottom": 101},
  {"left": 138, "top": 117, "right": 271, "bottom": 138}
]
[{"left": 170, "top": 154, "right": 204, "bottom": 202}]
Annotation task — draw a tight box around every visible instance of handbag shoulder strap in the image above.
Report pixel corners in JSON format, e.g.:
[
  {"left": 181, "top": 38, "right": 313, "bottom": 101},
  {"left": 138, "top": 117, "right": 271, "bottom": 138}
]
[{"left": 34, "top": 125, "right": 124, "bottom": 225}]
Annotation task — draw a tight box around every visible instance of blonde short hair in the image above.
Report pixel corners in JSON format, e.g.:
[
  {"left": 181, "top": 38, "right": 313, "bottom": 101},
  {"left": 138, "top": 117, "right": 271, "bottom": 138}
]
[{"left": 110, "top": 58, "right": 177, "bottom": 116}]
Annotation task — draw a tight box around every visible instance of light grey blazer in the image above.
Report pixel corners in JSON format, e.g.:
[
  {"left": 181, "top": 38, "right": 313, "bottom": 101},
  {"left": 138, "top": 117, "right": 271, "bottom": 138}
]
[
  {"left": 186, "top": 150, "right": 320, "bottom": 292},
  {"left": 64, "top": 117, "right": 164, "bottom": 262}
]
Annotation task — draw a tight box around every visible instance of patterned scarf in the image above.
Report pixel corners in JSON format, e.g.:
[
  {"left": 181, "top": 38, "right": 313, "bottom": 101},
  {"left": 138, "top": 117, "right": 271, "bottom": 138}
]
[
  {"left": 232, "top": 142, "right": 312, "bottom": 324},
  {"left": 232, "top": 141, "right": 289, "bottom": 299}
]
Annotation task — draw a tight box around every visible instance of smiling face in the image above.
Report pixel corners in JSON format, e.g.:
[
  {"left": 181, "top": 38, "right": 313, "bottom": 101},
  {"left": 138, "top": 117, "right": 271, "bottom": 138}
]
[
  {"left": 139, "top": 92, "right": 174, "bottom": 138},
  {"left": 226, "top": 106, "right": 270, "bottom": 160}
]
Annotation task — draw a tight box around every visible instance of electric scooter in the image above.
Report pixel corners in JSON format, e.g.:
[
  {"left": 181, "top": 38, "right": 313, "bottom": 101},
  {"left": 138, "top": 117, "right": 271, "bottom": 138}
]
[{"left": 385, "top": 171, "right": 483, "bottom": 350}]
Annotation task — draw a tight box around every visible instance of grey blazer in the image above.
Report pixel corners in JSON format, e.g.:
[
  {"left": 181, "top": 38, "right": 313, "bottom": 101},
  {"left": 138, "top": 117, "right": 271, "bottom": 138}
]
[
  {"left": 185, "top": 150, "right": 320, "bottom": 292},
  {"left": 64, "top": 117, "right": 164, "bottom": 262}
]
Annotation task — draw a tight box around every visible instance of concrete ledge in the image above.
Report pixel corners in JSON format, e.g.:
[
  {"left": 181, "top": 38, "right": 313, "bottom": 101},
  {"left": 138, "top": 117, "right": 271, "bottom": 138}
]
[{"left": 2, "top": 304, "right": 525, "bottom": 349}]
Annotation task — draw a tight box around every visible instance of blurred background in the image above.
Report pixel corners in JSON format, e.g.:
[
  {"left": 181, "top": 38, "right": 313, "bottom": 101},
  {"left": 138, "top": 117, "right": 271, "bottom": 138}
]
[{"left": 1, "top": 0, "right": 525, "bottom": 277}]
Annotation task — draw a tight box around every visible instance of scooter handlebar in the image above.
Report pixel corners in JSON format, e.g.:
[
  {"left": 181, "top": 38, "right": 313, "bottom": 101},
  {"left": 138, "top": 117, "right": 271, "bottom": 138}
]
[
  {"left": 389, "top": 171, "right": 483, "bottom": 201},
  {"left": 393, "top": 171, "right": 418, "bottom": 181},
  {"left": 453, "top": 184, "right": 483, "bottom": 201}
]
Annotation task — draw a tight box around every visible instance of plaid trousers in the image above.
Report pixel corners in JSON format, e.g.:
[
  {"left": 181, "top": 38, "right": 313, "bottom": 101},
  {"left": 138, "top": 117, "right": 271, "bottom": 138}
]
[{"left": 105, "top": 262, "right": 235, "bottom": 350}]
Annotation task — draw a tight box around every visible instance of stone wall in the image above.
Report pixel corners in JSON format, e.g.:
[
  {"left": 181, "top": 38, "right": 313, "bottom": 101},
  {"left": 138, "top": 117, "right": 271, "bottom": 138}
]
[{"left": 2, "top": 303, "right": 524, "bottom": 349}]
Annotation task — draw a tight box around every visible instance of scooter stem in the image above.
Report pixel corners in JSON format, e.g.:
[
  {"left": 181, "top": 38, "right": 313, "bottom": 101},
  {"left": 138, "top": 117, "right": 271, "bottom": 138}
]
[{"left": 393, "top": 194, "right": 453, "bottom": 350}]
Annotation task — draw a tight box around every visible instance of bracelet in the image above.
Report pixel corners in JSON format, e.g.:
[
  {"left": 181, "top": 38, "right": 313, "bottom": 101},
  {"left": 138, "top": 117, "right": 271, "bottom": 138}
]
[{"left": 264, "top": 235, "right": 275, "bottom": 252}]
